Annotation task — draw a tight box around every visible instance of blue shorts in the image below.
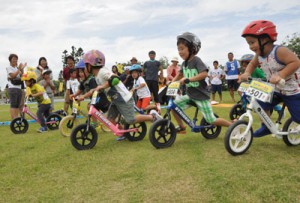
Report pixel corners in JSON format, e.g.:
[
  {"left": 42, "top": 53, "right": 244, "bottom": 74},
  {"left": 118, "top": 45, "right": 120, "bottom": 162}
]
[
  {"left": 211, "top": 84, "right": 222, "bottom": 94},
  {"left": 258, "top": 92, "right": 300, "bottom": 123}
]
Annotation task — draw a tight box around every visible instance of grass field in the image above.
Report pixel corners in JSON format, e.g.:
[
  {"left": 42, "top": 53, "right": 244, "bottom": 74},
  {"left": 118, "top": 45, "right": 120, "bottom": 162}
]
[{"left": 0, "top": 92, "right": 299, "bottom": 202}]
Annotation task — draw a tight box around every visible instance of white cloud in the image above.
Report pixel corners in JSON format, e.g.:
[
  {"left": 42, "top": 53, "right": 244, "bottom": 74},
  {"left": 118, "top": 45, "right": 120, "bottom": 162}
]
[{"left": 0, "top": 0, "right": 299, "bottom": 90}]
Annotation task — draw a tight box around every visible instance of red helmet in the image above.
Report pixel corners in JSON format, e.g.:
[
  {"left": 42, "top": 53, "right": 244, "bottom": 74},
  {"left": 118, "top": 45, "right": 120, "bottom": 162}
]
[{"left": 241, "top": 20, "right": 277, "bottom": 42}]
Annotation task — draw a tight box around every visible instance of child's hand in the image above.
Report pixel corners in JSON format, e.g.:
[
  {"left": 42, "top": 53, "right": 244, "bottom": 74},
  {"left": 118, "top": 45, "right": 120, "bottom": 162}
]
[
  {"left": 239, "top": 72, "right": 250, "bottom": 83},
  {"left": 269, "top": 74, "right": 283, "bottom": 85},
  {"left": 69, "top": 94, "right": 74, "bottom": 100},
  {"left": 78, "top": 95, "right": 84, "bottom": 101}
]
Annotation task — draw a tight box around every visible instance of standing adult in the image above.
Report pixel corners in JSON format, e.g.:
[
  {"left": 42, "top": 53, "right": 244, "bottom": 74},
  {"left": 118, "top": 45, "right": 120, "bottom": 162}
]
[
  {"left": 224, "top": 52, "right": 240, "bottom": 102},
  {"left": 209, "top": 60, "right": 225, "bottom": 103},
  {"left": 36, "top": 57, "right": 53, "bottom": 82},
  {"left": 6, "top": 54, "right": 26, "bottom": 119},
  {"left": 130, "top": 57, "right": 138, "bottom": 65},
  {"left": 62, "top": 56, "right": 76, "bottom": 114},
  {"left": 166, "top": 57, "right": 180, "bottom": 82},
  {"left": 143, "top": 50, "right": 163, "bottom": 111}
]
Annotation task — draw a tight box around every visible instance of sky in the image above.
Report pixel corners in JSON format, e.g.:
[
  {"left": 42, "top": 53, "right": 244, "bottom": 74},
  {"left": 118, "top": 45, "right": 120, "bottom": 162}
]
[{"left": 0, "top": 0, "right": 299, "bottom": 90}]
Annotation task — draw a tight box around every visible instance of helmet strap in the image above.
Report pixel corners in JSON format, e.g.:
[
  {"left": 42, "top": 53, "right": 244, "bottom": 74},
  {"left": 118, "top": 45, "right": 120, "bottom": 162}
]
[{"left": 258, "top": 37, "right": 271, "bottom": 57}]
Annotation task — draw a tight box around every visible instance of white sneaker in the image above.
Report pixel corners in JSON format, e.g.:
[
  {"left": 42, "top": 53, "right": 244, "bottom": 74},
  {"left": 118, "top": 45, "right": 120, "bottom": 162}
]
[{"left": 150, "top": 110, "right": 162, "bottom": 122}]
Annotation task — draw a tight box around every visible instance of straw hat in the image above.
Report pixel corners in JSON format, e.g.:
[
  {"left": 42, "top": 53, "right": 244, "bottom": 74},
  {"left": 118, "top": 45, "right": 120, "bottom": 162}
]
[{"left": 171, "top": 57, "right": 179, "bottom": 63}]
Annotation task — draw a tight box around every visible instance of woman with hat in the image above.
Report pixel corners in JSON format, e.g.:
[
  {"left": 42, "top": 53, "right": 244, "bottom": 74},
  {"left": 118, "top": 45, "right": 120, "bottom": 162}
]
[{"left": 166, "top": 57, "right": 180, "bottom": 82}]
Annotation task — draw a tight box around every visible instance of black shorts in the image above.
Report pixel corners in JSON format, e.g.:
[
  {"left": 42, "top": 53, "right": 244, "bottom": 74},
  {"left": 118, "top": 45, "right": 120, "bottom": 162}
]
[
  {"left": 211, "top": 84, "right": 222, "bottom": 94},
  {"left": 227, "top": 79, "right": 239, "bottom": 91}
]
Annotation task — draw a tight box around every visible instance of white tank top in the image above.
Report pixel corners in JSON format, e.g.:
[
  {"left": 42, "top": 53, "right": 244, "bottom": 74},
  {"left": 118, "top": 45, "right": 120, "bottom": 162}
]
[{"left": 258, "top": 45, "right": 300, "bottom": 96}]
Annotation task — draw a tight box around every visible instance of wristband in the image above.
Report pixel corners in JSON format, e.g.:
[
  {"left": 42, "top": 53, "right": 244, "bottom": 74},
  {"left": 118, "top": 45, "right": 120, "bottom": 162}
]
[
  {"left": 278, "top": 78, "right": 285, "bottom": 87},
  {"left": 184, "top": 78, "right": 190, "bottom": 84}
]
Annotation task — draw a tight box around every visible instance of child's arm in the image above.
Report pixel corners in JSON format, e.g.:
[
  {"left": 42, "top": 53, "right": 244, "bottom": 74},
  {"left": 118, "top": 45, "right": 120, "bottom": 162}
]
[
  {"left": 31, "top": 91, "right": 44, "bottom": 97},
  {"left": 180, "top": 71, "right": 208, "bottom": 85},
  {"left": 271, "top": 47, "right": 300, "bottom": 84},
  {"left": 240, "top": 55, "right": 259, "bottom": 81},
  {"left": 172, "top": 72, "right": 183, "bottom": 82},
  {"left": 134, "top": 83, "right": 146, "bottom": 91}
]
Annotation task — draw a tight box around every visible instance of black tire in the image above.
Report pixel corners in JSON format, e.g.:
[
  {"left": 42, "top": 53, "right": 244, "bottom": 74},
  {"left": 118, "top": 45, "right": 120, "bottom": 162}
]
[
  {"left": 282, "top": 117, "right": 300, "bottom": 146},
  {"left": 46, "top": 113, "right": 62, "bottom": 130},
  {"left": 224, "top": 120, "right": 253, "bottom": 156},
  {"left": 123, "top": 122, "right": 147, "bottom": 141},
  {"left": 200, "top": 114, "right": 221, "bottom": 139},
  {"left": 70, "top": 124, "right": 98, "bottom": 150},
  {"left": 229, "top": 103, "right": 246, "bottom": 120},
  {"left": 10, "top": 117, "right": 29, "bottom": 134},
  {"left": 149, "top": 119, "right": 177, "bottom": 149}
]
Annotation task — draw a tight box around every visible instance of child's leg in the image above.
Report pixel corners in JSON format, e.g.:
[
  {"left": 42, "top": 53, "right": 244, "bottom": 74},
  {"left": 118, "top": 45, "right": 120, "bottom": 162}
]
[
  {"left": 196, "top": 99, "right": 231, "bottom": 127},
  {"left": 218, "top": 86, "right": 222, "bottom": 102},
  {"left": 37, "top": 104, "right": 48, "bottom": 128},
  {"left": 172, "top": 95, "right": 190, "bottom": 128}
]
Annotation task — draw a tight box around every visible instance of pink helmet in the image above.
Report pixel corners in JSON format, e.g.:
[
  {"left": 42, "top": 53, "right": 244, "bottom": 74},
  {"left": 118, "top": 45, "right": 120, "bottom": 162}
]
[
  {"left": 83, "top": 50, "right": 105, "bottom": 66},
  {"left": 241, "top": 20, "right": 277, "bottom": 42}
]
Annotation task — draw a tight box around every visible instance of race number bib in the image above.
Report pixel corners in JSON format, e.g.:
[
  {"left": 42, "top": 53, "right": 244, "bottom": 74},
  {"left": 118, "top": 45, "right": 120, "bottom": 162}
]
[
  {"left": 246, "top": 80, "right": 274, "bottom": 103},
  {"left": 166, "top": 82, "right": 180, "bottom": 96},
  {"left": 238, "top": 82, "right": 249, "bottom": 93}
]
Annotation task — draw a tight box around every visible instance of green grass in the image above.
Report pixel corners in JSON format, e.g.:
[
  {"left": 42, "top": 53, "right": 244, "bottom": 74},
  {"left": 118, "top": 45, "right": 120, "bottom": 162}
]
[{"left": 0, "top": 93, "right": 299, "bottom": 202}]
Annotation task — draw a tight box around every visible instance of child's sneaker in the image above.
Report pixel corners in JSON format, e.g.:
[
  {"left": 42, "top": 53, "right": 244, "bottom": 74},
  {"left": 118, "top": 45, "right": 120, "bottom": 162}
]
[
  {"left": 116, "top": 136, "right": 127, "bottom": 141},
  {"left": 176, "top": 126, "right": 186, "bottom": 134},
  {"left": 37, "top": 127, "right": 48, "bottom": 133},
  {"left": 253, "top": 123, "right": 271, "bottom": 137},
  {"left": 150, "top": 110, "right": 162, "bottom": 122}
]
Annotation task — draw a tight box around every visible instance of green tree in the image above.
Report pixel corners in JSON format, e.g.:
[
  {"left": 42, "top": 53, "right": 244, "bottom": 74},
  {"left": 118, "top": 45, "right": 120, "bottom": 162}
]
[
  {"left": 61, "top": 46, "right": 84, "bottom": 67},
  {"left": 159, "top": 56, "right": 169, "bottom": 69},
  {"left": 281, "top": 33, "right": 300, "bottom": 58}
]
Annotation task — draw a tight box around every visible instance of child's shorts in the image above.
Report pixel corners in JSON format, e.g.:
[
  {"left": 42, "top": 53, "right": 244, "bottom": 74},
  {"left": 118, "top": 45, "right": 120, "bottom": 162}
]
[
  {"left": 258, "top": 92, "right": 300, "bottom": 123},
  {"left": 136, "top": 97, "right": 151, "bottom": 110},
  {"left": 107, "top": 97, "right": 136, "bottom": 124},
  {"left": 174, "top": 95, "right": 216, "bottom": 124}
]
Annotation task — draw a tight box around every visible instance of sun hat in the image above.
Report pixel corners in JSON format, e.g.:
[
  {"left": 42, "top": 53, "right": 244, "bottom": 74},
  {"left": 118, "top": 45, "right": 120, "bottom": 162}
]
[{"left": 171, "top": 57, "right": 179, "bottom": 63}]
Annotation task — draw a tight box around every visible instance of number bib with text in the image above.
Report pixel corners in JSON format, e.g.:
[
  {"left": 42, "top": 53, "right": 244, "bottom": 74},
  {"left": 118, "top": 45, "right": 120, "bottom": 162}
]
[
  {"left": 246, "top": 80, "right": 274, "bottom": 103},
  {"left": 166, "top": 82, "right": 180, "bottom": 96}
]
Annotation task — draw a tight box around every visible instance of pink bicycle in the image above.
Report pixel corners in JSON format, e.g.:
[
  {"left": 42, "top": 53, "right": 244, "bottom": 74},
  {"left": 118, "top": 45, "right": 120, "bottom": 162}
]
[
  {"left": 70, "top": 92, "right": 147, "bottom": 150},
  {"left": 10, "top": 98, "right": 62, "bottom": 134}
]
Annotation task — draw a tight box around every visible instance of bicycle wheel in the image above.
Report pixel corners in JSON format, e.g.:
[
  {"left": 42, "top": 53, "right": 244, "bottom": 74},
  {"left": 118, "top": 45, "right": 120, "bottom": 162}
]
[
  {"left": 70, "top": 124, "right": 98, "bottom": 150},
  {"left": 224, "top": 120, "right": 253, "bottom": 156},
  {"left": 59, "top": 115, "right": 80, "bottom": 137},
  {"left": 282, "top": 117, "right": 300, "bottom": 146},
  {"left": 10, "top": 117, "right": 29, "bottom": 134},
  {"left": 149, "top": 119, "right": 176, "bottom": 149},
  {"left": 123, "top": 122, "right": 147, "bottom": 141},
  {"left": 200, "top": 114, "right": 221, "bottom": 139},
  {"left": 46, "top": 113, "right": 62, "bottom": 130},
  {"left": 229, "top": 103, "right": 245, "bottom": 120}
]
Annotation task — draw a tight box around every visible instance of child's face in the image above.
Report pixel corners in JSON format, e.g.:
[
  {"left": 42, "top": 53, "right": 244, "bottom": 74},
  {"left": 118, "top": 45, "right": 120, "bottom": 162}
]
[
  {"left": 245, "top": 36, "right": 261, "bottom": 55},
  {"left": 43, "top": 73, "right": 50, "bottom": 79},
  {"left": 241, "top": 61, "right": 249, "bottom": 68},
  {"left": 25, "top": 80, "right": 31, "bottom": 87},
  {"left": 213, "top": 62, "right": 218, "bottom": 68},
  {"left": 78, "top": 69, "right": 85, "bottom": 79},
  {"left": 177, "top": 43, "right": 189, "bottom": 61},
  {"left": 70, "top": 72, "right": 77, "bottom": 78},
  {"left": 131, "top": 71, "right": 139, "bottom": 79}
]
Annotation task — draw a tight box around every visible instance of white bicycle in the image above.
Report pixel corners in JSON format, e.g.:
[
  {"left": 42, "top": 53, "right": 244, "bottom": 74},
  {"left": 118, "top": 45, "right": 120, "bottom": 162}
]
[{"left": 224, "top": 79, "right": 300, "bottom": 156}]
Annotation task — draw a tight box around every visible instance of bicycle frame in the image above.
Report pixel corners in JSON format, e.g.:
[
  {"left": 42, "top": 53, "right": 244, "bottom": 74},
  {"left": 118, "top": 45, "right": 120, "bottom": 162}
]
[
  {"left": 165, "top": 98, "right": 215, "bottom": 133},
  {"left": 21, "top": 103, "right": 57, "bottom": 125},
  {"left": 87, "top": 104, "right": 138, "bottom": 136},
  {"left": 239, "top": 96, "right": 289, "bottom": 138}
]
